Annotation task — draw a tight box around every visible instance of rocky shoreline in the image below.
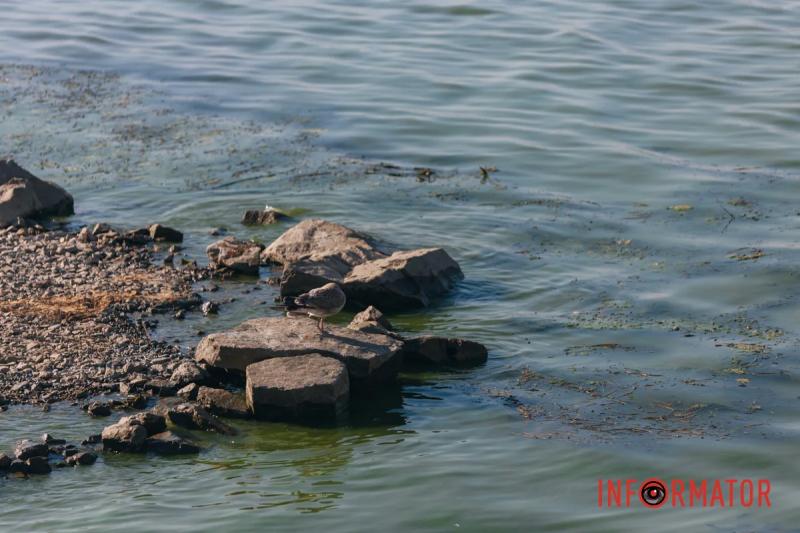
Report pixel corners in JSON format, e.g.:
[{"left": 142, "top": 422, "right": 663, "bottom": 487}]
[{"left": 1, "top": 160, "right": 488, "bottom": 478}]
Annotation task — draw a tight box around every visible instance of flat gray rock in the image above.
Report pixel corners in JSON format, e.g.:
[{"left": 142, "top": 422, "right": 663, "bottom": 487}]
[
  {"left": 246, "top": 354, "right": 349, "bottom": 420},
  {"left": 195, "top": 316, "right": 403, "bottom": 382}
]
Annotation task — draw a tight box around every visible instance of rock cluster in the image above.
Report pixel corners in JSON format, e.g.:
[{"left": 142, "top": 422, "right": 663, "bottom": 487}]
[
  {"left": 260, "top": 219, "right": 464, "bottom": 310},
  {"left": 194, "top": 311, "right": 487, "bottom": 423},
  {"left": 0, "top": 433, "right": 98, "bottom": 477}
]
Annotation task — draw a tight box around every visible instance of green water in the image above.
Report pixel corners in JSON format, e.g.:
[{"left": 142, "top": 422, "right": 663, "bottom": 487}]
[{"left": 2, "top": 1, "right": 800, "bottom": 530}]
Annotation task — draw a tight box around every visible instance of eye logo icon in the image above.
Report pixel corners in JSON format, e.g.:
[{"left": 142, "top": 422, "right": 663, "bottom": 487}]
[{"left": 639, "top": 478, "right": 667, "bottom": 508}]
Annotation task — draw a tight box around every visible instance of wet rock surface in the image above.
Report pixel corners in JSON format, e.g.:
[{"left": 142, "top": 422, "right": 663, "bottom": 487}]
[
  {"left": 195, "top": 316, "right": 403, "bottom": 382},
  {"left": 246, "top": 354, "right": 349, "bottom": 421},
  {"left": 154, "top": 400, "right": 237, "bottom": 435},
  {"left": 196, "top": 386, "right": 250, "bottom": 419},
  {"left": 0, "top": 160, "right": 74, "bottom": 226},
  {"left": 241, "top": 209, "right": 288, "bottom": 226}
]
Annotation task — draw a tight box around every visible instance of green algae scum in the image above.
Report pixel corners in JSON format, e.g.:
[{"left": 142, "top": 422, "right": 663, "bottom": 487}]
[{"left": 3, "top": 1, "right": 800, "bottom": 531}]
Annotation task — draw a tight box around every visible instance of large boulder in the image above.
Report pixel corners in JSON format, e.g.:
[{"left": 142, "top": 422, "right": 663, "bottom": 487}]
[
  {"left": 196, "top": 386, "right": 250, "bottom": 419},
  {"left": 195, "top": 316, "right": 403, "bottom": 383},
  {"left": 261, "top": 219, "right": 386, "bottom": 295},
  {"left": 206, "top": 236, "right": 264, "bottom": 274},
  {"left": 246, "top": 354, "right": 349, "bottom": 420},
  {"left": 342, "top": 248, "right": 463, "bottom": 310},
  {"left": 401, "top": 336, "right": 488, "bottom": 366},
  {"left": 0, "top": 160, "right": 74, "bottom": 226}
]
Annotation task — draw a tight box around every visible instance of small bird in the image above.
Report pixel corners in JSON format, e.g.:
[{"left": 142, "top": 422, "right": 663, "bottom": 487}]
[{"left": 287, "top": 282, "right": 346, "bottom": 333}]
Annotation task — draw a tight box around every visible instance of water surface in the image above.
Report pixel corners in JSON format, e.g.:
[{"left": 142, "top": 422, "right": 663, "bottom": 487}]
[{"left": 2, "top": 1, "right": 800, "bottom": 531}]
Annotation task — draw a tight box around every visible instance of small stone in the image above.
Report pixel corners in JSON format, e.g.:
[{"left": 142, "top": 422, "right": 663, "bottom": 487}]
[
  {"left": 201, "top": 301, "right": 219, "bottom": 316},
  {"left": 9, "top": 459, "right": 29, "bottom": 475},
  {"left": 101, "top": 420, "right": 147, "bottom": 453},
  {"left": 177, "top": 383, "right": 200, "bottom": 401},
  {"left": 87, "top": 401, "right": 112, "bottom": 417},
  {"left": 143, "top": 380, "right": 177, "bottom": 397},
  {"left": 174, "top": 309, "right": 185, "bottom": 320},
  {"left": 25, "top": 456, "right": 52, "bottom": 475},
  {"left": 170, "top": 361, "right": 210, "bottom": 388},
  {"left": 119, "top": 412, "right": 167, "bottom": 437},
  {"left": 81, "top": 434, "right": 102, "bottom": 445},
  {"left": 145, "top": 431, "right": 201, "bottom": 455},
  {"left": 125, "top": 394, "right": 148, "bottom": 409},
  {"left": 0, "top": 453, "right": 12, "bottom": 470},
  {"left": 65, "top": 451, "right": 97, "bottom": 466},
  {"left": 15, "top": 439, "right": 50, "bottom": 460},
  {"left": 196, "top": 386, "right": 249, "bottom": 419},
  {"left": 241, "top": 209, "right": 288, "bottom": 226},
  {"left": 42, "top": 433, "right": 66, "bottom": 445},
  {"left": 148, "top": 224, "right": 183, "bottom": 242}
]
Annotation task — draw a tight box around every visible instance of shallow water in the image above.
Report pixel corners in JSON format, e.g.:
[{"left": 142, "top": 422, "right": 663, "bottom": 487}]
[{"left": 2, "top": 1, "right": 800, "bottom": 531}]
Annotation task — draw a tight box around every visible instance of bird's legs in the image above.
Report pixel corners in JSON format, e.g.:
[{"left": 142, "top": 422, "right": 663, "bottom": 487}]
[{"left": 318, "top": 316, "right": 325, "bottom": 333}]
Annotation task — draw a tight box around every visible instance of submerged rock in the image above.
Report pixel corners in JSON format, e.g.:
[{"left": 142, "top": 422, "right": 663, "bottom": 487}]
[
  {"left": 0, "top": 160, "right": 74, "bottom": 226},
  {"left": 196, "top": 386, "right": 249, "bottom": 419},
  {"left": 401, "top": 336, "right": 488, "bottom": 366},
  {"left": 246, "top": 354, "right": 349, "bottom": 421},
  {"left": 195, "top": 316, "right": 403, "bottom": 383},
  {"left": 145, "top": 431, "right": 200, "bottom": 455},
  {"left": 242, "top": 209, "right": 288, "bottom": 226},
  {"left": 155, "top": 400, "right": 237, "bottom": 435},
  {"left": 65, "top": 451, "right": 97, "bottom": 466},
  {"left": 25, "top": 456, "right": 52, "bottom": 475},
  {"left": 206, "top": 236, "right": 263, "bottom": 274}
]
